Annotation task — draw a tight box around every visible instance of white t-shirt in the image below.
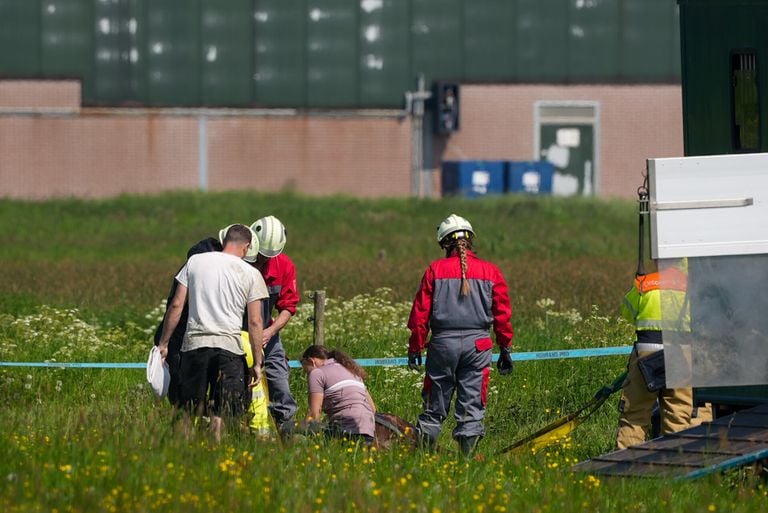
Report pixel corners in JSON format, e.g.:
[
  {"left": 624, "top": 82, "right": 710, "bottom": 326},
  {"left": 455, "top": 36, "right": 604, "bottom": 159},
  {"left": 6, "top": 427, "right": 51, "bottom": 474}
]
[{"left": 176, "top": 251, "right": 268, "bottom": 354}]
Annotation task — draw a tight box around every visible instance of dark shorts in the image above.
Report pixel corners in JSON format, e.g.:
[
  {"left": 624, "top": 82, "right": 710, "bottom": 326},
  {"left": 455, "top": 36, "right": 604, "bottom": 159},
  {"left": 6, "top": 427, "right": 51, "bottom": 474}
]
[{"left": 179, "top": 347, "right": 247, "bottom": 418}]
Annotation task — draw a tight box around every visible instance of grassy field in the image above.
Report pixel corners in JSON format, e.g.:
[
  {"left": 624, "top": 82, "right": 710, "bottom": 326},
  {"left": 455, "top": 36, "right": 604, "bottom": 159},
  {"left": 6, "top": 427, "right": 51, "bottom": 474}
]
[{"left": 0, "top": 192, "right": 765, "bottom": 512}]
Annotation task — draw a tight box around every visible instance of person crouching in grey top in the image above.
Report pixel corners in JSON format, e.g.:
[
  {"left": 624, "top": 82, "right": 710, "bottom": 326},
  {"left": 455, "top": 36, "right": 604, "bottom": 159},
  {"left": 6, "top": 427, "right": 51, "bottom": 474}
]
[
  {"left": 157, "top": 224, "right": 269, "bottom": 441},
  {"left": 300, "top": 345, "right": 377, "bottom": 445}
]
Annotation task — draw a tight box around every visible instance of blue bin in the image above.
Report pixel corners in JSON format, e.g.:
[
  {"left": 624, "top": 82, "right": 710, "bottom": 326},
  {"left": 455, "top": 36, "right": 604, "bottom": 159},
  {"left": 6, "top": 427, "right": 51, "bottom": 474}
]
[
  {"left": 441, "top": 160, "right": 505, "bottom": 198},
  {"left": 506, "top": 161, "right": 554, "bottom": 194}
]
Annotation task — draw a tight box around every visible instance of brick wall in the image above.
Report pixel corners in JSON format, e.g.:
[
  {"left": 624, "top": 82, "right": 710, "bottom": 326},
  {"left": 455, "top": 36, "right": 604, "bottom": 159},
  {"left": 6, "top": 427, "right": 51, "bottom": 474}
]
[
  {"left": 0, "top": 80, "right": 681, "bottom": 200},
  {"left": 0, "top": 80, "right": 80, "bottom": 110},
  {"left": 207, "top": 116, "right": 412, "bottom": 196}
]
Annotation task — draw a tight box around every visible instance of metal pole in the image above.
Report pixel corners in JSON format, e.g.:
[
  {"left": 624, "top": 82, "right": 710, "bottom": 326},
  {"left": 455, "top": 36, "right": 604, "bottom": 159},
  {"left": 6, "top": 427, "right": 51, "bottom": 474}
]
[
  {"left": 411, "top": 103, "right": 423, "bottom": 197},
  {"left": 406, "top": 75, "right": 431, "bottom": 198},
  {"left": 198, "top": 115, "right": 208, "bottom": 191},
  {"left": 311, "top": 290, "right": 325, "bottom": 346}
]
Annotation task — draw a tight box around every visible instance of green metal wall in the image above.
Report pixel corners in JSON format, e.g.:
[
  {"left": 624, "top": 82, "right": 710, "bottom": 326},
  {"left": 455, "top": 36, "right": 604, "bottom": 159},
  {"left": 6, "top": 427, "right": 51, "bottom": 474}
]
[
  {"left": 678, "top": 0, "right": 768, "bottom": 406},
  {"left": 0, "top": 0, "right": 681, "bottom": 108},
  {"left": 680, "top": 0, "right": 768, "bottom": 156}
]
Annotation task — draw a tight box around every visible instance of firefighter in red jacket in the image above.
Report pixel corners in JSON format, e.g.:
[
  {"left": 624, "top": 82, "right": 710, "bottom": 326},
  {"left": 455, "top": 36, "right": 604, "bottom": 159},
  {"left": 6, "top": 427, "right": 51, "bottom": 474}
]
[
  {"left": 407, "top": 214, "right": 514, "bottom": 455},
  {"left": 245, "top": 216, "right": 300, "bottom": 434}
]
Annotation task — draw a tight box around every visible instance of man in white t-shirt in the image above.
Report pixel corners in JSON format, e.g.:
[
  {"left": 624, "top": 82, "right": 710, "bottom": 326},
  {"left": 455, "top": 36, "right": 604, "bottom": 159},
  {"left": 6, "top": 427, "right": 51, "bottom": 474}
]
[{"left": 157, "top": 224, "right": 268, "bottom": 440}]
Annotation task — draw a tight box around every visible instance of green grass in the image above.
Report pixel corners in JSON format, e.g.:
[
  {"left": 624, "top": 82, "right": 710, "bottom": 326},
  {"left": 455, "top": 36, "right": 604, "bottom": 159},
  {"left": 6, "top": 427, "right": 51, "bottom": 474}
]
[
  {"left": 1, "top": 192, "right": 765, "bottom": 512},
  {"left": 0, "top": 191, "right": 637, "bottom": 324}
]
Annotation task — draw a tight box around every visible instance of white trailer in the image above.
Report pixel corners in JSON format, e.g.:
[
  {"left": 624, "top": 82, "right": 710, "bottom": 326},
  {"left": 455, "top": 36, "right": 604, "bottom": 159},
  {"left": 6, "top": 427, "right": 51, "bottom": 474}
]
[
  {"left": 574, "top": 153, "right": 768, "bottom": 479},
  {"left": 649, "top": 152, "right": 768, "bottom": 395}
]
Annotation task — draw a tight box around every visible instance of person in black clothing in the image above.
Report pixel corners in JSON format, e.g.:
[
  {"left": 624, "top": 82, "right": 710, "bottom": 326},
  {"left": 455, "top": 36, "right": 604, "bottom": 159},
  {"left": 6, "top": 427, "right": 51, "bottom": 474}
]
[{"left": 153, "top": 236, "right": 222, "bottom": 406}]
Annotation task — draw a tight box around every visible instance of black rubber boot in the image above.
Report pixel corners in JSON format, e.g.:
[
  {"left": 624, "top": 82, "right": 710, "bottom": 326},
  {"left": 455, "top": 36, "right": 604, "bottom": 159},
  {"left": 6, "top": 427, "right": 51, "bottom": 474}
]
[
  {"left": 415, "top": 429, "right": 436, "bottom": 452},
  {"left": 458, "top": 436, "right": 481, "bottom": 457}
]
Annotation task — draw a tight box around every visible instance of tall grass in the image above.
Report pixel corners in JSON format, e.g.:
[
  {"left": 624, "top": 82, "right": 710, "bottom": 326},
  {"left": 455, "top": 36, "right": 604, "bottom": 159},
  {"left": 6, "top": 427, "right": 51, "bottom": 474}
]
[
  {"left": 0, "top": 191, "right": 636, "bottom": 323},
  {"left": 1, "top": 192, "right": 765, "bottom": 512}
]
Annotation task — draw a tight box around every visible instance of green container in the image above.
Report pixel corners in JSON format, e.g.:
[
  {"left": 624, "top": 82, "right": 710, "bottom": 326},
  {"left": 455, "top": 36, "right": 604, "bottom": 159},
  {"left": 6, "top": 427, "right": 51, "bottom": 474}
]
[{"left": 0, "top": 0, "right": 684, "bottom": 108}]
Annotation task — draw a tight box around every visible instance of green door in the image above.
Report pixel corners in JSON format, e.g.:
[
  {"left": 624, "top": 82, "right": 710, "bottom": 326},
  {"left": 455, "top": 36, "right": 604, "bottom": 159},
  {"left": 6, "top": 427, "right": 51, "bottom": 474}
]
[{"left": 539, "top": 124, "right": 595, "bottom": 196}]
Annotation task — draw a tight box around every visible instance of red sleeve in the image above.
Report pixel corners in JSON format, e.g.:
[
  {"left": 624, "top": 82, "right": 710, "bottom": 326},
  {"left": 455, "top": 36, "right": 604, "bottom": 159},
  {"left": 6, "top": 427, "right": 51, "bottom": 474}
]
[
  {"left": 407, "top": 265, "right": 435, "bottom": 353},
  {"left": 275, "top": 256, "right": 299, "bottom": 315},
  {"left": 491, "top": 267, "right": 514, "bottom": 349}
]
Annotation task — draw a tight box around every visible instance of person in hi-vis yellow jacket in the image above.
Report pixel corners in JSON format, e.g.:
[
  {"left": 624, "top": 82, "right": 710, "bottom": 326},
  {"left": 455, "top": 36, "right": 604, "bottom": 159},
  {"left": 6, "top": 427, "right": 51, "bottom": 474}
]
[
  {"left": 616, "top": 260, "right": 695, "bottom": 449},
  {"left": 242, "top": 332, "right": 273, "bottom": 437}
]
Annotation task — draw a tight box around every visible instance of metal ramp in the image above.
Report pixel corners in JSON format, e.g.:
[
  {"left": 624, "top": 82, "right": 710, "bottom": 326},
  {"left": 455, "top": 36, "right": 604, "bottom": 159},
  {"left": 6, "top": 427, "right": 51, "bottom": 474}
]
[{"left": 572, "top": 403, "right": 768, "bottom": 479}]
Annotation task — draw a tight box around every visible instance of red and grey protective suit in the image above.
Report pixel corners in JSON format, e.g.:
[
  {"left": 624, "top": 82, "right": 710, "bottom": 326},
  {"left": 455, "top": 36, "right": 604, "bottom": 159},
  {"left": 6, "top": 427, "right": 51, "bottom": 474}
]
[
  {"left": 244, "top": 252, "right": 300, "bottom": 428},
  {"left": 408, "top": 249, "right": 513, "bottom": 442}
]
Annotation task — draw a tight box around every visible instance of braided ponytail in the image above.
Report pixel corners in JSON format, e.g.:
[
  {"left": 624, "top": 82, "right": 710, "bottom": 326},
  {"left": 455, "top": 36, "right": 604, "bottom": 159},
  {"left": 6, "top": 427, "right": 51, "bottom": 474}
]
[
  {"left": 457, "top": 238, "right": 471, "bottom": 297},
  {"left": 443, "top": 236, "right": 473, "bottom": 297}
]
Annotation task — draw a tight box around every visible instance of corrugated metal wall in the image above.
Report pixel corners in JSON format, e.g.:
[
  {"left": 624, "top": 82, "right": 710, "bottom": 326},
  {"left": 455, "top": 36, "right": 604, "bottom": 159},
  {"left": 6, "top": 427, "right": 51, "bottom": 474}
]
[
  {"left": 680, "top": 0, "right": 768, "bottom": 156},
  {"left": 0, "top": 0, "right": 681, "bottom": 108}
]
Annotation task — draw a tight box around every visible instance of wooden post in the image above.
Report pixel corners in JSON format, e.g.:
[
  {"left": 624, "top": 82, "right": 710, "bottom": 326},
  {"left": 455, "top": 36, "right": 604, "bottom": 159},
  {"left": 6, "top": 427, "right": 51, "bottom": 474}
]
[{"left": 310, "top": 290, "right": 325, "bottom": 346}]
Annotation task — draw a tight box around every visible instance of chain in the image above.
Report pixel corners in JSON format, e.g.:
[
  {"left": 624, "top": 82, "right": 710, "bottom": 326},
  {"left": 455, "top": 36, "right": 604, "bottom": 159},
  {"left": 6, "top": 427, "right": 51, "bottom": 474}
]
[{"left": 637, "top": 170, "right": 649, "bottom": 215}]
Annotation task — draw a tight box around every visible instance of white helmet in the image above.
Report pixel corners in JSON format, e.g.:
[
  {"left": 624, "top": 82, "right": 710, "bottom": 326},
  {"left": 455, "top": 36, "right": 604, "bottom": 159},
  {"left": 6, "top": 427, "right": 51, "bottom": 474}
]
[
  {"left": 219, "top": 224, "right": 259, "bottom": 263},
  {"left": 437, "top": 214, "right": 474, "bottom": 244},
  {"left": 251, "top": 215, "right": 287, "bottom": 258}
]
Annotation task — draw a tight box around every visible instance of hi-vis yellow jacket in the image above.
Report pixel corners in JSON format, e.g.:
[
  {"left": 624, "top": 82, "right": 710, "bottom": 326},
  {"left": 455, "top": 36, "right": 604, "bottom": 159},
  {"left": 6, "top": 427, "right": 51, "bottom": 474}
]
[
  {"left": 241, "top": 332, "right": 273, "bottom": 435},
  {"left": 620, "top": 268, "right": 689, "bottom": 332}
]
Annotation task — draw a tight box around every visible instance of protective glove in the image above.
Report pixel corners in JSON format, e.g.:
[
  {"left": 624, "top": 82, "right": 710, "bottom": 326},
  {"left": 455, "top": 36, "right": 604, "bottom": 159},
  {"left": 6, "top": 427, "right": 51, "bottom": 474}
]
[
  {"left": 594, "top": 371, "right": 628, "bottom": 400},
  {"left": 408, "top": 351, "right": 422, "bottom": 371},
  {"left": 497, "top": 346, "right": 514, "bottom": 376},
  {"left": 594, "top": 386, "right": 613, "bottom": 400}
]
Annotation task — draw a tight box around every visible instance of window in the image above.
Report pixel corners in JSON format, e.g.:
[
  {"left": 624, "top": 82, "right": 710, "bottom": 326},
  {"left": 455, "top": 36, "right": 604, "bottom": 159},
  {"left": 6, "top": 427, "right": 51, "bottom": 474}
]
[{"left": 731, "top": 51, "right": 761, "bottom": 152}]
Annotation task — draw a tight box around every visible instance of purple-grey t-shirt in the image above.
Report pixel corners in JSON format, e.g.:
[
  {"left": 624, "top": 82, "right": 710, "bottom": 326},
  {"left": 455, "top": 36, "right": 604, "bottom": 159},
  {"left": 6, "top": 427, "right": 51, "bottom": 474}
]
[{"left": 307, "top": 359, "right": 375, "bottom": 437}]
